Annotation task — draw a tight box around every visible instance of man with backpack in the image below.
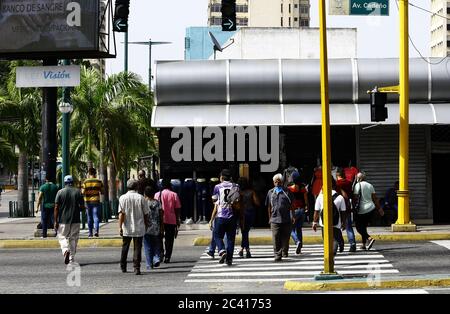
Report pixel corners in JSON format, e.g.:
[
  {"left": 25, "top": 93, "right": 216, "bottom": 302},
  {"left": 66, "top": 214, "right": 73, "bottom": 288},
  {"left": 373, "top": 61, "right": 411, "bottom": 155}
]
[
  {"left": 336, "top": 168, "right": 357, "bottom": 252},
  {"left": 312, "top": 178, "right": 346, "bottom": 256},
  {"left": 211, "top": 169, "right": 242, "bottom": 266}
]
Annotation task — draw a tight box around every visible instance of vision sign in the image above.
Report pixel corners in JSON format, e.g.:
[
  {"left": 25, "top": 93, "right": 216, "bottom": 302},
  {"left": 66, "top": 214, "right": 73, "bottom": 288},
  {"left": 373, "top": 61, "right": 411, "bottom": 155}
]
[
  {"left": 329, "top": 0, "right": 389, "bottom": 16},
  {"left": 16, "top": 65, "right": 81, "bottom": 87}
]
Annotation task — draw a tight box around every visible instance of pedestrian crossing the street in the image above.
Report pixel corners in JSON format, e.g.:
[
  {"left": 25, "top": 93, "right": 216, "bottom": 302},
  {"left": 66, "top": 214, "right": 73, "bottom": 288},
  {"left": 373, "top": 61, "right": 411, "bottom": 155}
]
[{"left": 185, "top": 244, "right": 399, "bottom": 283}]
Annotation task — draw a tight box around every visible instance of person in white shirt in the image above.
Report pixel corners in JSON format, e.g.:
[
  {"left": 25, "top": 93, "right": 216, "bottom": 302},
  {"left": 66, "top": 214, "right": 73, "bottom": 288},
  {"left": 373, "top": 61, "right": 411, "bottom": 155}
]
[
  {"left": 119, "top": 179, "right": 149, "bottom": 275},
  {"left": 312, "top": 179, "right": 346, "bottom": 256}
]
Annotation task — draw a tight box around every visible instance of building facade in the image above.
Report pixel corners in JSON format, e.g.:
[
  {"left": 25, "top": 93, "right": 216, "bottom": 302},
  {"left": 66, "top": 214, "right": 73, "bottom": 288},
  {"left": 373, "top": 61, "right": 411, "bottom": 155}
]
[
  {"left": 207, "top": 0, "right": 310, "bottom": 28},
  {"left": 430, "top": 0, "right": 448, "bottom": 56}
]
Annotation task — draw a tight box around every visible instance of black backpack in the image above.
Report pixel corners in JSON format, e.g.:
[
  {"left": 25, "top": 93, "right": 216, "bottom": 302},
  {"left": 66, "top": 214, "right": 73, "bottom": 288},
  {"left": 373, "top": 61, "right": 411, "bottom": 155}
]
[{"left": 320, "top": 193, "right": 341, "bottom": 226}]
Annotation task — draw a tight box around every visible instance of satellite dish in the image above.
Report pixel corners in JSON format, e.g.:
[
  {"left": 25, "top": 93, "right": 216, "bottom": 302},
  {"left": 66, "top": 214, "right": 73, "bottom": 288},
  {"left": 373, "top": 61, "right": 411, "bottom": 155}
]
[{"left": 208, "top": 31, "right": 223, "bottom": 52}]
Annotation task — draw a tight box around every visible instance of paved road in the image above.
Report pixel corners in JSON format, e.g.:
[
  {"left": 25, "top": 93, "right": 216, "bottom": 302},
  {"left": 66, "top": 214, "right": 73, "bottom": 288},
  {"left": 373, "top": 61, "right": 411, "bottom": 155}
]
[{"left": 0, "top": 241, "right": 449, "bottom": 294}]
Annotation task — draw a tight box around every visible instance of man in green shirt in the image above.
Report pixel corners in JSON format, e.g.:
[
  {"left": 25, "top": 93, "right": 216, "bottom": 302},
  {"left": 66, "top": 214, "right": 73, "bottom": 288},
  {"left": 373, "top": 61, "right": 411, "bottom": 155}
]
[
  {"left": 54, "top": 175, "right": 85, "bottom": 265},
  {"left": 36, "top": 175, "right": 59, "bottom": 238}
]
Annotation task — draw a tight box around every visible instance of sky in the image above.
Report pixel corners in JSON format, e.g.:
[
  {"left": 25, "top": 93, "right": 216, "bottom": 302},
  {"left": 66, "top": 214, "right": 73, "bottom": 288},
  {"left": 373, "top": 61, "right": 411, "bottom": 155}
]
[{"left": 106, "top": 0, "right": 432, "bottom": 84}]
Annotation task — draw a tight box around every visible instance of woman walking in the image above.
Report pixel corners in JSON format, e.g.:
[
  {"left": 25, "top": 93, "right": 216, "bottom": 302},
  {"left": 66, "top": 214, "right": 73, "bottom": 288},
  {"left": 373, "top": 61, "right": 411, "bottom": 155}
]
[{"left": 237, "top": 177, "right": 260, "bottom": 258}]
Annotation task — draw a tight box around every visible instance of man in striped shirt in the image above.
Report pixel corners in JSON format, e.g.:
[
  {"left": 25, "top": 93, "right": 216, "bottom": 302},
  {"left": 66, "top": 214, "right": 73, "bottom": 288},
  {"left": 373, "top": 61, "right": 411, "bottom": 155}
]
[{"left": 81, "top": 168, "right": 104, "bottom": 238}]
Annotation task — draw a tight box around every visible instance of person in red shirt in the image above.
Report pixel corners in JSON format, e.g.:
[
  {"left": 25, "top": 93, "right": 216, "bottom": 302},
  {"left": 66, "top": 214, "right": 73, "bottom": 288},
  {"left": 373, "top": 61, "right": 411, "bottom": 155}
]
[
  {"left": 336, "top": 168, "right": 356, "bottom": 252},
  {"left": 288, "top": 172, "right": 309, "bottom": 254}
]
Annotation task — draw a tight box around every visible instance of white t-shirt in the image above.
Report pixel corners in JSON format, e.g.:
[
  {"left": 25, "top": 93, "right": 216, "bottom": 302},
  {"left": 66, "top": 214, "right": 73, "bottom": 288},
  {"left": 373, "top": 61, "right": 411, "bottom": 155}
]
[
  {"left": 119, "top": 191, "right": 149, "bottom": 237},
  {"left": 314, "top": 190, "right": 346, "bottom": 229},
  {"left": 353, "top": 181, "right": 376, "bottom": 215}
]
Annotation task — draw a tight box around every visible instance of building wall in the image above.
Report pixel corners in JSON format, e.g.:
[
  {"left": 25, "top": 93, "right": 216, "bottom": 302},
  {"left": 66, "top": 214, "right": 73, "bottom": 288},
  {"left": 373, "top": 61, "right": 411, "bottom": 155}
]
[
  {"left": 208, "top": 0, "right": 249, "bottom": 27},
  {"left": 213, "top": 27, "right": 357, "bottom": 60},
  {"left": 185, "top": 27, "right": 236, "bottom": 60},
  {"left": 431, "top": 0, "right": 447, "bottom": 57}
]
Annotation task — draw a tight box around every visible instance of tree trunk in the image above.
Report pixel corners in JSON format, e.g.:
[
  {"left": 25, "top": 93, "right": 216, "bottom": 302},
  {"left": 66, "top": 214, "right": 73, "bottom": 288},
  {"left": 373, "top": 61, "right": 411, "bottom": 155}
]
[
  {"left": 107, "top": 163, "right": 117, "bottom": 201},
  {"left": 17, "top": 151, "right": 29, "bottom": 216}
]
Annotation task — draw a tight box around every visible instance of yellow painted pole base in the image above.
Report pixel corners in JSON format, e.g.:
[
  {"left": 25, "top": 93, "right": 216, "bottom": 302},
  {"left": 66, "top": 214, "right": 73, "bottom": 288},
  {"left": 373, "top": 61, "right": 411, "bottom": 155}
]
[
  {"left": 314, "top": 272, "right": 344, "bottom": 281},
  {"left": 392, "top": 223, "right": 417, "bottom": 232}
]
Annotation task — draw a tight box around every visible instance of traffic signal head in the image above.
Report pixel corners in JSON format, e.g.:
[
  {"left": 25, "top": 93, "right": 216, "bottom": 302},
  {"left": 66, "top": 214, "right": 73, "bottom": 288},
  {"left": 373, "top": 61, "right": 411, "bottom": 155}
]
[
  {"left": 221, "top": 0, "right": 236, "bottom": 31},
  {"left": 113, "top": 0, "right": 130, "bottom": 32},
  {"left": 370, "top": 92, "right": 388, "bottom": 122}
]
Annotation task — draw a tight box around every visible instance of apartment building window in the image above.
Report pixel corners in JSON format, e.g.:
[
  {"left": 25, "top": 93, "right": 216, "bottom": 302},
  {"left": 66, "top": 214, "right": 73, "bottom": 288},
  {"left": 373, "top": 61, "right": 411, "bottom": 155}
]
[
  {"left": 210, "top": 3, "right": 221, "bottom": 12},
  {"left": 236, "top": 5, "right": 248, "bottom": 13},
  {"left": 281, "top": 3, "right": 283, "bottom": 13},
  {"left": 289, "top": 4, "right": 291, "bottom": 13},
  {"left": 281, "top": 17, "right": 283, "bottom": 26},
  {"left": 238, "top": 18, "right": 248, "bottom": 26},
  {"left": 447, "top": 24, "right": 450, "bottom": 30},
  {"left": 294, "top": 4, "right": 298, "bottom": 8},
  {"left": 210, "top": 17, "right": 222, "bottom": 25},
  {"left": 300, "top": 5, "right": 309, "bottom": 14},
  {"left": 300, "top": 20, "right": 309, "bottom": 27},
  {"left": 447, "top": 7, "right": 450, "bottom": 14},
  {"left": 447, "top": 41, "right": 450, "bottom": 47},
  {"left": 294, "top": 17, "right": 298, "bottom": 22}
]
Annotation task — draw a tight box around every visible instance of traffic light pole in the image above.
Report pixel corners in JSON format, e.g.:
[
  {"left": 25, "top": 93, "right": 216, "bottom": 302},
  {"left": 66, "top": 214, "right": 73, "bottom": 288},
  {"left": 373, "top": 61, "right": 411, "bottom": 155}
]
[
  {"left": 122, "top": 31, "right": 129, "bottom": 195},
  {"left": 394, "top": 0, "right": 416, "bottom": 232},
  {"left": 315, "top": 0, "right": 341, "bottom": 280}
]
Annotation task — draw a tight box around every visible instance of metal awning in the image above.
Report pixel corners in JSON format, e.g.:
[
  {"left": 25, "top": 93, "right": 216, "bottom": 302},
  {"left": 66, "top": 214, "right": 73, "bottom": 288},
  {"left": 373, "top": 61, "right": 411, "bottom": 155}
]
[{"left": 151, "top": 103, "right": 450, "bottom": 127}]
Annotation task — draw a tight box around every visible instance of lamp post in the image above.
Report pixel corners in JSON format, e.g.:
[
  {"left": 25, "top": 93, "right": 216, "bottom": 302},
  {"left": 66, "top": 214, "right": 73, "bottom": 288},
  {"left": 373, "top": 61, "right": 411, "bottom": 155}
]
[
  {"left": 127, "top": 39, "right": 172, "bottom": 90},
  {"left": 58, "top": 90, "right": 73, "bottom": 186}
]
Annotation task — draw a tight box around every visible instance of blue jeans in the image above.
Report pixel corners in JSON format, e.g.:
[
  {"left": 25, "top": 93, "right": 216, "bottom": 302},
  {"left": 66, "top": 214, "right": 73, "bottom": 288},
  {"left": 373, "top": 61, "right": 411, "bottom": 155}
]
[
  {"left": 346, "top": 213, "right": 356, "bottom": 247},
  {"left": 241, "top": 211, "right": 255, "bottom": 249},
  {"left": 41, "top": 205, "right": 54, "bottom": 237},
  {"left": 290, "top": 208, "right": 305, "bottom": 247},
  {"left": 214, "top": 216, "right": 237, "bottom": 262},
  {"left": 86, "top": 203, "right": 101, "bottom": 236},
  {"left": 143, "top": 234, "right": 161, "bottom": 267}
]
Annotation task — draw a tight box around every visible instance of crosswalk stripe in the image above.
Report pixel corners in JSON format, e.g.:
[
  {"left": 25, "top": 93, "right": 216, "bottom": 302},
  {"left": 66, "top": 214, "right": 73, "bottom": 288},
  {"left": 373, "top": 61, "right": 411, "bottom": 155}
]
[
  {"left": 191, "top": 264, "right": 395, "bottom": 272},
  {"left": 193, "top": 261, "right": 392, "bottom": 269},
  {"left": 431, "top": 240, "right": 450, "bottom": 250},
  {"left": 198, "top": 254, "right": 386, "bottom": 262},
  {"left": 188, "top": 269, "right": 399, "bottom": 277}
]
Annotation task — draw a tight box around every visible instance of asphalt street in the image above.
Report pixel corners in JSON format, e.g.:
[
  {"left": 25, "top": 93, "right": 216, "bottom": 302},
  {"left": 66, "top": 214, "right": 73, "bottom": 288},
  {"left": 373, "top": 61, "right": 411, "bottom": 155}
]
[{"left": 0, "top": 241, "right": 449, "bottom": 294}]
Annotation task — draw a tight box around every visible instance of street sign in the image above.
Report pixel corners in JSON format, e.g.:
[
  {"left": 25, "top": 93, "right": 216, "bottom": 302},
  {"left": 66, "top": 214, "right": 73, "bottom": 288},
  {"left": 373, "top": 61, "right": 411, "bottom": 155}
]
[
  {"left": 113, "top": 19, "right": 128, "bottom": 32},
  {"left": 222, "top": 18, "right": 235, "bottom": 31},
  {"left": 329, "top": 0, "right": 389, "bottom": 16}
]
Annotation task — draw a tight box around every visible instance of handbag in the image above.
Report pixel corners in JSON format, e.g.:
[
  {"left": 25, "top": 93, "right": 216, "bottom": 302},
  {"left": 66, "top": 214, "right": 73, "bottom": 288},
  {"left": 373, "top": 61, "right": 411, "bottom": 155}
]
[{"left": 352, "top": 183, "right": 362, "bottom": 213}]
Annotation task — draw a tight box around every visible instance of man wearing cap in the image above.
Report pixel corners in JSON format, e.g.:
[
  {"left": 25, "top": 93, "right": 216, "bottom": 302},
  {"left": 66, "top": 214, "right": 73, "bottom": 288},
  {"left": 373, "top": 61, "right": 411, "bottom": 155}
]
[{"left": 54, "top": 175, "right": 85, "bottom": 265}]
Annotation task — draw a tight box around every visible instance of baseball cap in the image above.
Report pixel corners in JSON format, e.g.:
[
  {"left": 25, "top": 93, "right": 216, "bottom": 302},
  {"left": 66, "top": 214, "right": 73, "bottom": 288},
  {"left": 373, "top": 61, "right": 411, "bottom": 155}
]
[{"left": 64, "top": 175, "right": 73, "bottom": 184}]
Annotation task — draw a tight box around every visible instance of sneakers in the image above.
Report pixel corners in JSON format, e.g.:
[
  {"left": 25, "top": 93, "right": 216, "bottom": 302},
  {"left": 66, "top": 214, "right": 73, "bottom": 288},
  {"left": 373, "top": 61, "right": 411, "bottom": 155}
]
[
  {"left": 245, "top": 250, "right": 252, "bottom": 258},
  {"left": 226, "top": 260, "right": 232, "bottom": 266},
  {"left": 64, "top": 251, "right": 70, "bottom": 265},
  {"left": 94, "top": 232, "right": 99, "bottom": 238},
  {"left": 360, "top": 245, "right": 367, "bottom": 251},
  {"left": 185, "top": 218, "right": 194, "bottom": 225},
  {"left": 349, "top": 245, "right": 357, "bottom": 253},
  {"left": 206, "top": 251, "right": 215, "bottom": 259},
  {"left": 282, "top": 252, "right": 288, "bottom": 258},
  {"left": 339, "top": 245, "right": 344, "bottom": 253},
  {"left": 88, "top": 235, "right": 93, "bottom": 239},
  {"left": 153, "top": 261, "right": 160, "bottom": 268},
  {"left": 274, "top": 256, "right": 282, "bottom": 262},
  {"left": 134, "top": 269, "right": 141, "bottom": 275},
  {"left": 164, "top": 257, "right": 170, "bottom": 263},
  {"left": 238, "top": 249, "right": 244, "bottom": 257},
  {"left": 219, "top": 251, "right": 227, "bottom": 264},
  {"left": 296, "top": 242, "right": 302, "bottom": 255},
  {"left": 367, "top": 238, "right": 376, "bottom": 250}
]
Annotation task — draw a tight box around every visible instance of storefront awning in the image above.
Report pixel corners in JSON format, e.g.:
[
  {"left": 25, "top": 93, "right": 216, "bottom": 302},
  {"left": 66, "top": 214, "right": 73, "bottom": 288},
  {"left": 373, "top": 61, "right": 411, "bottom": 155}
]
[{"left": 151, "top": 103, "right": 450, "bottom": 127}]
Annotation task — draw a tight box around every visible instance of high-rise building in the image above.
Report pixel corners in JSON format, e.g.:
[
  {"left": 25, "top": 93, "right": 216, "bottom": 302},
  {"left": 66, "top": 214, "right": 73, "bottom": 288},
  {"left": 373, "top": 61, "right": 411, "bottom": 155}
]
[
  {"left": 207, "top": 0, "right": 310, "bottom": 28},
  {"left": 431, "top": 0, "right": 448, "bottom": 57}
]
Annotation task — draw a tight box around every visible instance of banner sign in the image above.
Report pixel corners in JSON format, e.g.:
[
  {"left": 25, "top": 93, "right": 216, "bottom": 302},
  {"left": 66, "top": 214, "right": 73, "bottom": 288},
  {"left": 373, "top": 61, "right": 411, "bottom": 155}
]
[
  {"left": 16, "top": 65, "right": 80, "bottom": 87},
  {"left": 0, "top": 0, "right": 100, "bottom": 54}
]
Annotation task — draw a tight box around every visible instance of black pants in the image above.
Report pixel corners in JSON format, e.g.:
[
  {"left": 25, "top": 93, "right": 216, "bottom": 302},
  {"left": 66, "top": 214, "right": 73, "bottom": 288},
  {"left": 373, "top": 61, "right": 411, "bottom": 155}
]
[
  {"left": 321, "top": 227, "right": 344, "bottom": 255},
  {"left": 355, "top": 210, "right": 375, "bottom": 245},
  {"left": 120, "top": 236, "right": 143, "bottom": 270},
  {"left": 271, "top": 222, "right": 292, "bottom": 258},
  {"left": 163, "top": 224, "right": 177, "bottom": 260},
  {"left": 41, "top": 206, "right": 54, "bottom": 237}
]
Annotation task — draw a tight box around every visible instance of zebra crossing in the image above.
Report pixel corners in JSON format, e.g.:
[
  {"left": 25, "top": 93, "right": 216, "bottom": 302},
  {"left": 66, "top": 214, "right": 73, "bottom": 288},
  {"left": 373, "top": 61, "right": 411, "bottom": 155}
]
[{"left": 185, "top": 244, "right": 399, "bottom": 283}]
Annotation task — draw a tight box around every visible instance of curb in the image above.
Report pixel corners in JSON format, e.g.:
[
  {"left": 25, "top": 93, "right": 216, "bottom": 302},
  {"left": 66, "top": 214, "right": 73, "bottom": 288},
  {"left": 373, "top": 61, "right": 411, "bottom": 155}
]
[
  {"left": 284, "top": 277, "right": 450, "bottom": 291},
  {"left": 193, "top": 233, "right": 450, "bottom": 246}
]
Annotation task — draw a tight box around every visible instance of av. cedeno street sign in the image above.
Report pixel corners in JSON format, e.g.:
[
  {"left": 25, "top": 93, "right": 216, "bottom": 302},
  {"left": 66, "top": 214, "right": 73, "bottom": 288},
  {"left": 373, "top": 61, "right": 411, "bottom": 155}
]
[{"left": 329, "top": 0, "right": 389, "bottom": 16}]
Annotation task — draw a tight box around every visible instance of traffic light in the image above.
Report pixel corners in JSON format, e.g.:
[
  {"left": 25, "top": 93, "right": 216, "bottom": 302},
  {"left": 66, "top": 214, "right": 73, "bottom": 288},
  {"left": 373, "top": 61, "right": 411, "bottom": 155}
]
[
  {"left": 221, "top": 0, "right": 236, "bottom": 31},
  {"left": 113, "top": 0, "right": 130, "bottom": 32},
  {"left": 370, "top": 92, "right": 388, "bottom": 122}
]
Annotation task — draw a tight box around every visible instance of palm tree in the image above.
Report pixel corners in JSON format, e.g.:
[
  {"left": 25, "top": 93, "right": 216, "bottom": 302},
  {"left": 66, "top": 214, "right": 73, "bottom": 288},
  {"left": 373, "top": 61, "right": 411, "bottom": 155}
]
[
  {"left": 0, "top": 61, "right": 41, "bottom": 215},
  {"left": 70, "top": 66, "right": 155, "bottom": 207}
]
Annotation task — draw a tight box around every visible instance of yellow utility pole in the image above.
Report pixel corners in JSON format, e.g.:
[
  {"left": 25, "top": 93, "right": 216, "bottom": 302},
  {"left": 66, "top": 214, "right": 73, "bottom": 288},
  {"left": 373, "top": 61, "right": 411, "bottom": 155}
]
[
  {"left": 394, "top": 0, "right": 416, "bottom": 232},
  {"left": 315, "top": 0, "right": 341, "bottom": 279}
]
